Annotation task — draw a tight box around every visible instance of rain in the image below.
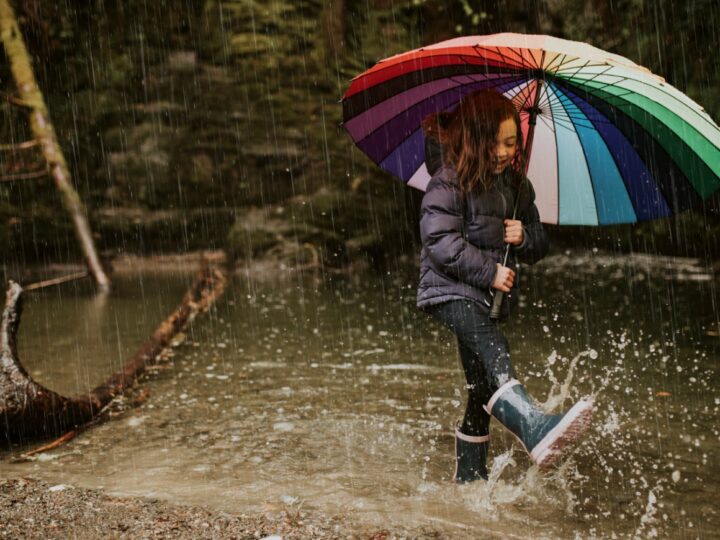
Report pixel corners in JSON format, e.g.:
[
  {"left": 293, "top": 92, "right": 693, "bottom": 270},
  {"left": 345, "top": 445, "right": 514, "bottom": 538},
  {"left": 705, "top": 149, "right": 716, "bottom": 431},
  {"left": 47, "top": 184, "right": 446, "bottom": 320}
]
[{"left": 0, "top": 1, "right": 718, "bottom": 538}]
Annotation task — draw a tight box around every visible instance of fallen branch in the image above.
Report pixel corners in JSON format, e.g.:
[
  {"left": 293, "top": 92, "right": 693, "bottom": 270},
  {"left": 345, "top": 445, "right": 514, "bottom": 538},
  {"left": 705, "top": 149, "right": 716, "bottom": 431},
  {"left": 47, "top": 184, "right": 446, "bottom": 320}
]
[
  {"left": 24, "top": 271, "right": 89, "bottom": 291},
  {"left": 19, "top": 388, "right": 152, "bottom": 460},
  {"left": 0, "top": 169, "right": 48, "bottom": 181},
  {"left": 20, "top": 429, "right": 82, "bottom": 457},
  {"left": 0, "top": 139, "right": 40, "bottom": 150},
  {"left": 0, "top": 259, "right": 227, "bottom": 447}
]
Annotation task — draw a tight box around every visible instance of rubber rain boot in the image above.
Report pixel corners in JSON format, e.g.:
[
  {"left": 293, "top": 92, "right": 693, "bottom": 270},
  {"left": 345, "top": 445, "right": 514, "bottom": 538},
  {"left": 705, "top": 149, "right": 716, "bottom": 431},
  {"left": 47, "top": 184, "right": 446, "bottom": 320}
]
[
  {"left": 453, "top": 428, "right": 489, "bottom": 482},
  {"left": 485, "top": 380, "right": 592, "bottom": 468}
]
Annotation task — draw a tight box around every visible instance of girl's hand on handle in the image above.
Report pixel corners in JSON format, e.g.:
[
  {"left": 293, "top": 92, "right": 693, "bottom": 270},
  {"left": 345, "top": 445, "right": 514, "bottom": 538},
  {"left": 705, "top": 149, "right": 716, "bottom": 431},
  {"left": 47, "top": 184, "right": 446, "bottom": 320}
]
[
  {"left": 503, "top": 219, "right": 524, "bottom": 246},
  {"left": 492, "top": 264, "right": 515, "bottom": 293}
]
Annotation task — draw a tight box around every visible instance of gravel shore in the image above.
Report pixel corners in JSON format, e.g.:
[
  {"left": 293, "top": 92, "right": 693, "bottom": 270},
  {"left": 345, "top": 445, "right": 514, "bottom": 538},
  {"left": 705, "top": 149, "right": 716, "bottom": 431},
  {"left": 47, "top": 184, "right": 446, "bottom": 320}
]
[{"left": 0, "top": 478, "right": 443, "bottom": 540}]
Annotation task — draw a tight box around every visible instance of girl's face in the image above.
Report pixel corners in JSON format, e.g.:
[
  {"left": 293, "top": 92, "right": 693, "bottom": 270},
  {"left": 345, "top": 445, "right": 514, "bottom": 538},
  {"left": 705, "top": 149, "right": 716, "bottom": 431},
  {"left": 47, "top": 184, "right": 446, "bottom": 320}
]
[{"left": 491, "top": 117, "right": 518, "bottom": 173}]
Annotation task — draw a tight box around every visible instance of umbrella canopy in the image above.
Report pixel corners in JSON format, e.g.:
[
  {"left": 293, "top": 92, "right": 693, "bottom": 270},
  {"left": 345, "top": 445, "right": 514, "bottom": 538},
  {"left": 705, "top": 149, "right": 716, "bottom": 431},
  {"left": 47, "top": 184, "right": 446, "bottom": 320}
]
[{"left": 342, "top": 33, "right": 720, "bottom": 225}]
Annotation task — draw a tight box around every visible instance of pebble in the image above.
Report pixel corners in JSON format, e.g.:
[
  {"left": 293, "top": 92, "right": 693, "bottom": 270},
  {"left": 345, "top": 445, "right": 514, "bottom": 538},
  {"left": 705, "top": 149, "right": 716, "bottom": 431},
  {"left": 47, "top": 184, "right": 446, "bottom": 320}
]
[{"left": 0, "top": 475, "right": 443, "bottom": 538}]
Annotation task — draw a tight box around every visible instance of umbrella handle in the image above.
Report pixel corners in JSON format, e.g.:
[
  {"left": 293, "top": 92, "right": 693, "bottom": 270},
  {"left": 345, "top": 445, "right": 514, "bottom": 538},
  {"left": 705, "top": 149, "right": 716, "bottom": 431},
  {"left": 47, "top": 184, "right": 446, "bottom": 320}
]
[
  {"left": 490, "top": 243, "right": 511, "bottom": 321},
  {"left": 490, "top": 193, "right": 519, "bottom": 322},
  {"left": 489, "top": 289, "right": 504, "bottom": 320}
]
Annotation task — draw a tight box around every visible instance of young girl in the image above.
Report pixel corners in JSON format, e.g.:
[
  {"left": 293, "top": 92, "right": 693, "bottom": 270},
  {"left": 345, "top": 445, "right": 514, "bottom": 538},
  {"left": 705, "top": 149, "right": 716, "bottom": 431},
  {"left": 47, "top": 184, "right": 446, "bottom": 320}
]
[{"left": 418, "top": 90, "right": 593, "bottom": 483}]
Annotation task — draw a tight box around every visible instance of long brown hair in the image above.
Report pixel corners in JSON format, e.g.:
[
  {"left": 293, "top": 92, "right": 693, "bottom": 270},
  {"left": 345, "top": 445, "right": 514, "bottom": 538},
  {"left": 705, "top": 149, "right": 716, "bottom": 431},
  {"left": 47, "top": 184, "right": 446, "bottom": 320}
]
[{"left": 422, "top": 90, "right": 523, "bottom": 192}]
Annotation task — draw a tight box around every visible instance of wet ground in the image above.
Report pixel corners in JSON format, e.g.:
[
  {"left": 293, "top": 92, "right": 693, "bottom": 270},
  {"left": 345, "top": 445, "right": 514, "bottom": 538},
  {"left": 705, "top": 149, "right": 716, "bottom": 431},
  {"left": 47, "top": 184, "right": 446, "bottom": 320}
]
[
  {"left": 1, "top": 249, "right": 718, "bottom": 538},
  {"left": 0, "top": 477, "right": 417, "bottom": 539}
]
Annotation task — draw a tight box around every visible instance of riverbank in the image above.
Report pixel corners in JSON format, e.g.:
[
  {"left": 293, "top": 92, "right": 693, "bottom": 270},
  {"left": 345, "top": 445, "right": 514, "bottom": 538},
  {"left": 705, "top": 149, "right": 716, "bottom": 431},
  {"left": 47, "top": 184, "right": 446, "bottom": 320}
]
[
  {"left": 0, "top": 477, "right": 443, "bottom": 539},
  {"left": 1, "top": 249, "right": 374, "bottom": 292}
]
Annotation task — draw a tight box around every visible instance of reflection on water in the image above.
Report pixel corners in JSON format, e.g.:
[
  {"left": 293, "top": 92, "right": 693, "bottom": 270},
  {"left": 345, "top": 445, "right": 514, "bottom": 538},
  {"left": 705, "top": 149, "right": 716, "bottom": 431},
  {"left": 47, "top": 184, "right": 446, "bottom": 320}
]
[
  {"left": 14, "top": 274, "right": 193, "bottom": 397},
  {"left": 1, "top": 249, "right": 718, "bottom": 538}
]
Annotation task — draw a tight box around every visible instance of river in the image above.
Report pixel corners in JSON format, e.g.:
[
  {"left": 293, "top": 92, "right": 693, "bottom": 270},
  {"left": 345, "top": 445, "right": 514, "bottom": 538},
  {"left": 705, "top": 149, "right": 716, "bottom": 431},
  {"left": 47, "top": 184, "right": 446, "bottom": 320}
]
[{"left": 1, "top": 249, "right": 718, "bottom": 538}]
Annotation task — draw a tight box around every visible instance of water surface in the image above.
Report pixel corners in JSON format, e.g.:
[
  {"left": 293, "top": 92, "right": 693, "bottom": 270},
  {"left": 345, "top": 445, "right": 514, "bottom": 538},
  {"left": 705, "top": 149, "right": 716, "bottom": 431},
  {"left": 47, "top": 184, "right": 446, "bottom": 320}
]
[{"left": 2, "top": 250, "right": 718, "bottom": 538}]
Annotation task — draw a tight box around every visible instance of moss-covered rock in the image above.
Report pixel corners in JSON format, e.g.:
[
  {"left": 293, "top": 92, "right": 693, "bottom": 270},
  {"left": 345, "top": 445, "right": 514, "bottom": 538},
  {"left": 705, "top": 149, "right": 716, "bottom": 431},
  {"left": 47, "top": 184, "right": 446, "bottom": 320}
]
[
  {"left": 95, "top": 206, "right": 236, "bottom": 254},
  {"left": 226, "top": 211, "right": 282, "bottom": 260},
  {"left": 225, "top": 201, "right": 346, "bottom": 265}
]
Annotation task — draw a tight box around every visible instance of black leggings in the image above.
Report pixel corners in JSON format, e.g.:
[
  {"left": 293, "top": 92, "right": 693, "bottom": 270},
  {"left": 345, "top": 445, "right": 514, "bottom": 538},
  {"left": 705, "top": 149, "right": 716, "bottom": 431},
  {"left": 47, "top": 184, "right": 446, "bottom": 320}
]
[{"left": 426, "top": 300, "right": 517, "bottom": 436}]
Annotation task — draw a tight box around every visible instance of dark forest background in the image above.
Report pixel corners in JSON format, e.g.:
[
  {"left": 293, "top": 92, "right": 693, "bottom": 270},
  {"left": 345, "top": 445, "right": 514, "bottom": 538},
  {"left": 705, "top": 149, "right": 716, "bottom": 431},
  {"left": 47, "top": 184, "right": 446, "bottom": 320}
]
[{"left": 1, "top": 0, "right": 719, "bottom": 271}]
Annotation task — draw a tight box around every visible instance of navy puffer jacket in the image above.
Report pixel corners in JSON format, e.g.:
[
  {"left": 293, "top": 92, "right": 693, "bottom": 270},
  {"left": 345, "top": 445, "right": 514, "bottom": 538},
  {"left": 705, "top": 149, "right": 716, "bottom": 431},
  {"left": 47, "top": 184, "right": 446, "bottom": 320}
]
[{"left": 417, "top": 164, "right": 549, "bottom": 318}]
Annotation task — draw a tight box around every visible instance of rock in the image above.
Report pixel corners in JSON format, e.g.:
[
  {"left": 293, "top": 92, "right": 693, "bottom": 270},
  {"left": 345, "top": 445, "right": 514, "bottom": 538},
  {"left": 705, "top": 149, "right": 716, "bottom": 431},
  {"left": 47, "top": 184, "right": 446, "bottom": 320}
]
[
  {"left": 95, "top": 207, "right": 236, "bottom": 253},
  {"left": 167, "top": 51, "right": 197, "bottom": 71}
]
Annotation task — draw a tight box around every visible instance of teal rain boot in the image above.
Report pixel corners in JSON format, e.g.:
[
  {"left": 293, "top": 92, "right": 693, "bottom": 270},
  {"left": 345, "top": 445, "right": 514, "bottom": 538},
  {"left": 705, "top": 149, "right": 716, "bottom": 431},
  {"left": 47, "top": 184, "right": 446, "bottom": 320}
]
[
  {"left": 485, "top": 380, "right": 593, "bottom": 468},
  {"left": 453, "top": 428, "right": 489, "bottom": 482}
]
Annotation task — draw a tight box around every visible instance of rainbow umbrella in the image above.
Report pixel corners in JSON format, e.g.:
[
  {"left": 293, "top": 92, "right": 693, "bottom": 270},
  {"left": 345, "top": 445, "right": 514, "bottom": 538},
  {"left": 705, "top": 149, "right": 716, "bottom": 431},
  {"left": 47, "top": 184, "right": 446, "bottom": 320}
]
[{"left": 342, "top": 33, "right": 720, "bottom": 225}]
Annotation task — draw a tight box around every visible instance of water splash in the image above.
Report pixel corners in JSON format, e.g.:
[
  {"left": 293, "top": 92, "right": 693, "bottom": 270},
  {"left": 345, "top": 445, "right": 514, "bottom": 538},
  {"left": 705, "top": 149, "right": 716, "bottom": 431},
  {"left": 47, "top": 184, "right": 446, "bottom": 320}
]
[
  {"left": 539, "top": 349, "right": 596, "bottom": 412},
  {"left": 462, "top": 448, "right": 579, "bottom": 518},
  {"left": 633, "top": 489, "right": 659, "bottom": 538}
]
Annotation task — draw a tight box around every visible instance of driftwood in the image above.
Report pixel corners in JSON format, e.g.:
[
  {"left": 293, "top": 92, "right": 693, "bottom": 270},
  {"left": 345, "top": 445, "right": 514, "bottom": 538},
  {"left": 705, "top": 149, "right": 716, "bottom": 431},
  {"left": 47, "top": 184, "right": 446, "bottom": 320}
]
[
  {"left": 24, "top": 271, "right": 89, "bottom": 291},
  {"left": 0, "top": 261, "right": 227, "bottom": 447},
  {"left": 0, "top": 0, "right": 110, "bottom": 291}
]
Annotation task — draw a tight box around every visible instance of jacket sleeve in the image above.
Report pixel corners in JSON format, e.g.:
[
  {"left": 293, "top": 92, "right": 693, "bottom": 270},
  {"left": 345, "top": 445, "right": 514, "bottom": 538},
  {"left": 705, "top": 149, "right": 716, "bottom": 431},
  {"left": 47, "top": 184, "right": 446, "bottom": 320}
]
[
  {"left": 420, "top": 179, "right": 500, "bottom": 289},
  {"left": 514, "top": 179, "right": 549, "bottom": 264}
]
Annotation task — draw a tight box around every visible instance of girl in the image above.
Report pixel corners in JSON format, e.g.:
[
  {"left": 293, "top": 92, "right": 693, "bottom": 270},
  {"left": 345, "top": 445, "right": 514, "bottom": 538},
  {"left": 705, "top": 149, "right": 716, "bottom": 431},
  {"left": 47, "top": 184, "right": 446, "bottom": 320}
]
[{"left": 418, "top": 90, "right": 593, "bottom": 483}]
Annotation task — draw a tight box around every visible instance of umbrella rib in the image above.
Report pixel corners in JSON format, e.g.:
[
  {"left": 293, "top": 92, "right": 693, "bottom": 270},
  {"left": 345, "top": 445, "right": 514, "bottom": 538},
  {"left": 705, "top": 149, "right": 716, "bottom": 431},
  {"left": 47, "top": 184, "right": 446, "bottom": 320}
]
[
  {"left": 544, "top": 53, "right": 577, "bottom": 74},
  {"left": 557, "top": 60, "right": 612, "bottom": 86},
  {"left": 542, "top": 88, "right": 594, "bottom": 127},
  {"left": 495, "top": 45, "right": 536, "bottom": 70},
  {"left": 544, "top": 107, "right": 589, "bottom": 131},
  {"left": 536, "top": 86, "right": 588, "bottom": 130},
  {"left": 472, "top": 45, "right": 534, "bottom": 71},
  {"left": 545, "top": 53, "right": 577, "bottom": 75},
  {"left": 573, "top": 74, "right": 638, "bottom": 96},
  {"left": 511, "top": 79, "right": 537, "bottom": 112},
  {"left": 556, "top": 59, "right": 612, "bottom": 74}
]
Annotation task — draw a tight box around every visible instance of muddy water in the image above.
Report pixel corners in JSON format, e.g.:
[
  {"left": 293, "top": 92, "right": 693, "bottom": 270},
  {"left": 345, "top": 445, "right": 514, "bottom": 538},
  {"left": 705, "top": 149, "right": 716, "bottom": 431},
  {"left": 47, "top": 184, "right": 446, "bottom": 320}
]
[{"left": 1, "top": 250, "right": 718, "bottom": 538}]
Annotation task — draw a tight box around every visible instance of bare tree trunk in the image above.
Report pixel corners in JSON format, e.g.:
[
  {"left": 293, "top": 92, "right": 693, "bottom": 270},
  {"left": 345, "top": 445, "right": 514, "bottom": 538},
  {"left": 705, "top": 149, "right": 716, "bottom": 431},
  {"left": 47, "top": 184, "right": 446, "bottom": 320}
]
[
  {"left": 0, "top": 0, "right": 111, "bottom": 291},
  {"left": 0, "top": 259, "right": 227, "bottom": 445}
]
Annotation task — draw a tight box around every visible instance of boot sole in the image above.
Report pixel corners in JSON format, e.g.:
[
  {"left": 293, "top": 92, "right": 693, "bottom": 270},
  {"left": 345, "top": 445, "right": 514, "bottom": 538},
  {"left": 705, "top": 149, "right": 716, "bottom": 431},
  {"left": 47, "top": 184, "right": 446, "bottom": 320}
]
[{"left": 529, "top": 399, "right": 593, "bottom": 468}]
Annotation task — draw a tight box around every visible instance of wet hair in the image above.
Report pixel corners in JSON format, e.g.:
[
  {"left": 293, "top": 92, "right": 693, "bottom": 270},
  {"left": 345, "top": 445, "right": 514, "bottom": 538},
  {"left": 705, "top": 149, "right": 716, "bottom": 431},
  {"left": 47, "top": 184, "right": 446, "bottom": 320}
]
[{"left": 422, "top": 89, "right": 523, "bottom": 192}]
